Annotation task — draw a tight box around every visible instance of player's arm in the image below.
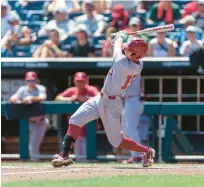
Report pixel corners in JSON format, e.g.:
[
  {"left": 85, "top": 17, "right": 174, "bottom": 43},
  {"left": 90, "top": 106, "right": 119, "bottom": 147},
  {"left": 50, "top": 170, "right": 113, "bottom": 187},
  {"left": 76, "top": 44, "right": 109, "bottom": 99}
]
[
  {"left": 10, "top": 86, "right": 24, "bottom": 103},
  {"left": 111, "top": 31, "right": 128, "bottom": 62},
  {"left": 22, "top": 86, "right": 47, "bottom": 104},
  {"left": 55, "top": 95, "right": 77, "bottom": 101},
  {"left": 55, "top": 88, "right": 77, "bottom": 101}
]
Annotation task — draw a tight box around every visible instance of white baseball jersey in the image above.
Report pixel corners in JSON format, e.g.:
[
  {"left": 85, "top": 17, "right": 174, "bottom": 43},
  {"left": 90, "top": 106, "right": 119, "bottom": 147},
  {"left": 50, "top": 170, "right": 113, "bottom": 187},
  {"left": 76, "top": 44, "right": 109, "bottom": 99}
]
[
  {"left": 69, "top": 37, "right": 143, "bottom": 147},
  {"left": 124, "top": 74, "right": 141, "bottom": 97},
  {"left": 103, "top": 52, "right": 143, "bottom": 96}
]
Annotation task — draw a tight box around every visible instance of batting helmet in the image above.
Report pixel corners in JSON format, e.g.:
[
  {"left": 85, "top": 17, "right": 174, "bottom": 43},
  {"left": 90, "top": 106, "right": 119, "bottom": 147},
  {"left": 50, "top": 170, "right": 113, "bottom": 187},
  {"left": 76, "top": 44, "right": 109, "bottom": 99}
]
[{"left": 123, "top": 37, "right": 148, "bottom": 62}]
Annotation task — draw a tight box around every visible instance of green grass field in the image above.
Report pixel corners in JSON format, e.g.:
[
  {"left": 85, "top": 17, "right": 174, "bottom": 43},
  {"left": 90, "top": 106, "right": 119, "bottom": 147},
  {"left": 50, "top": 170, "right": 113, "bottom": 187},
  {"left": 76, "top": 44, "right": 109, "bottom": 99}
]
[
  {"left": 2, "top": 174, "right": 204, "bottom": 187},
  {"left": 2, "top": 162, "right": 204, "bottom": 187}
]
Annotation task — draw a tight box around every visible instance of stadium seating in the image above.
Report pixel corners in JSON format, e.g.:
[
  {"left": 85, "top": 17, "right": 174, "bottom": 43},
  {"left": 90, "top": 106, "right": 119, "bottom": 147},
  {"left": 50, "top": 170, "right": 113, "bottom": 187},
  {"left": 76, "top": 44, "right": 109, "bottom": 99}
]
[
  {"left": 5, "top": 0, "right": 199, "bottom": 57},
  {"left": 13, "top": 45, "right": 32, "bottom": 57}
]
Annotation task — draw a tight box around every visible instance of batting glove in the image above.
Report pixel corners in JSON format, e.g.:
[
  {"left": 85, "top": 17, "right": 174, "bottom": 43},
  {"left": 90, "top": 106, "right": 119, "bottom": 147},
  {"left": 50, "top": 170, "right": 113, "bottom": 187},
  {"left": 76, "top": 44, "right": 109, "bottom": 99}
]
[{"left": 110, "top": 31, "right": 128, "bottom": 45}]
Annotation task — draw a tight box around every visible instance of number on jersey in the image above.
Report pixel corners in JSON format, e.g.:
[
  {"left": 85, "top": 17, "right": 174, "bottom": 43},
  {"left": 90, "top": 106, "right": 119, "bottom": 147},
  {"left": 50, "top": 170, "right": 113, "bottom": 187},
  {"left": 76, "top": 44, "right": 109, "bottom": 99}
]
[{"left": 121, "top": 75, "right": 137, "bottom": 90}]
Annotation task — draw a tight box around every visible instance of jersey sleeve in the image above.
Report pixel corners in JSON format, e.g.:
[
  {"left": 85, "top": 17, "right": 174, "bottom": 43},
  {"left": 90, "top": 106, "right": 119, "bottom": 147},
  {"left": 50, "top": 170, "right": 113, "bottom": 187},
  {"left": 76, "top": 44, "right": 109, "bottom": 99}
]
[
  {"left": 38, "top": 86, "right": 47, "bottom": 100},
  {"left": 11, "top": 86, "right": 25, "bottom": 100},
  {"left": 90, "top": 86, "right": 99, "bottom": 96},
  {"left": 112, "top": 37, "right": 125, "bottom": 63}
]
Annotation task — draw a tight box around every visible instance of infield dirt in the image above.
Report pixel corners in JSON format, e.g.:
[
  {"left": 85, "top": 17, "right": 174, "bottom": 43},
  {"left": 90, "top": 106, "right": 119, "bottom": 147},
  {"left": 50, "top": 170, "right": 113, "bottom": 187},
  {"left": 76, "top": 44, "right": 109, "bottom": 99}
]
[{"left": 1, "top": 162, "right": 204, "bottom": 183}]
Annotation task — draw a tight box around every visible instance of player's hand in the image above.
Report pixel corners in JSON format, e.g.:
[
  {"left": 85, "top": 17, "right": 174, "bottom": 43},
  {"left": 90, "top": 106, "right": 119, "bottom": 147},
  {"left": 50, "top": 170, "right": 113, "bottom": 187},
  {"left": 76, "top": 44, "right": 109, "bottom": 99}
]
[
  {"left": 22, "top": 96, "right": 32, "bottom": 105},
  {"left": 118, "top": 30, "right": 129, "bottom": 42},
  {"left": 70, "top": 95, "right": 78, "bottom": 101}
]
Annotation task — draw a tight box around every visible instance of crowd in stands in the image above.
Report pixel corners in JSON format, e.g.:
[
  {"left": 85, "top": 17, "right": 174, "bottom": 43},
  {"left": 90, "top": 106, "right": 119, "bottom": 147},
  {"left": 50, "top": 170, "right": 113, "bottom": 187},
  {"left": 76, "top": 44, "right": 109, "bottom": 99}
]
[{"left": 1, "top": 0, "right": 204, "bottom": 58}]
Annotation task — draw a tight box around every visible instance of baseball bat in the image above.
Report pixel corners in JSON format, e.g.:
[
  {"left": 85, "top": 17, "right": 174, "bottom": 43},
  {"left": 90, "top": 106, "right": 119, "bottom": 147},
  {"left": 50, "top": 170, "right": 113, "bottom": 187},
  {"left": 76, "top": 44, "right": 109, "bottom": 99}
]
[
  {"left": 128, "top": 24, "right": 175, "bottom": 35},
  {"left": 110, "top": 24, "right": 174, "bottom": 38}
]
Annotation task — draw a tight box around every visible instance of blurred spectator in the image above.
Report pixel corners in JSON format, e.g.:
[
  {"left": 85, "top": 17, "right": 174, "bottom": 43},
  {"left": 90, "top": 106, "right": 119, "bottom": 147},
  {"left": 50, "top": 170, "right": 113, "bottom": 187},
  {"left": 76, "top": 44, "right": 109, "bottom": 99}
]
[
  {"left": 148, "top": 32, "right": 176, "bottom": 57},
  {"left": 75, "top": 0, "right": 106, "bottom": 37},
  {"left": 111, "top": 4, "right": 129, "bottom": 31},
  {"left": 93, "top": 0, "right": 109, "bottom": 14},
  {"left": 125, "top": 17, "right": 149, "bottom": 43},
  {"left": 136, "top": 0, "right": 157, "bottom": 13},
  {"left": 182, "top": 0, "right": 198, "bottom": 18},
  {"left": 33, "top": 29, "right": 67, "bottom": 58},
  {"left": 38, "top": 6, "right": 76, "bottom": 40},
  {"left": 68, "top": 24, "right": 96, "bottom": 57},
  {"left": 18, "top": 0, "right": 42, "bottom": 7},
  {"left": 179, "top": 26, "right": 203, "bottom": 57},
  {"left": 1, "top": 11, "right": 32, "bottom": 52},
  {"left": 102, "top": 26, "right": 117, "bottom": 57},
  {"left": 192, "top": 0, "right": 204, "bottom": 31},
  {"left": 1, "top": 0, "right": 12, "bottom": 38},
  {"left": 147, "top": 0, "right": 181, "bottom": 24},
  {"left": 55, "top": 72, "right": 99, "bottom": 162},
  {"left": 177, "top": 15, "right": 203, "bottom": 46},
  {"left": 108, "top": 0, "right": 138, "bottom": 13},
  {"left": 64, "top": 0, "right": 81, "bottom": 13},
  {"left": 10, "top": 71, "right": 48, "bottom": 162},
  {"left": 44, "top": 0, "right": 81, "bottom": 19},
  {"left": 43, "top": 0, "right": 58, "bottom": 20}
]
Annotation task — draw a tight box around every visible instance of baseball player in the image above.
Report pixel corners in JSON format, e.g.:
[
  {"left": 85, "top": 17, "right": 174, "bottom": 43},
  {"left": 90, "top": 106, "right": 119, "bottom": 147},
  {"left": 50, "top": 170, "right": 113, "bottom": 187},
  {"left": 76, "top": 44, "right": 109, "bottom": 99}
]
[
  {"left": 121, "top": 75, "right": 144, "bottom": 163},
  {"left": 51, "top": 31, "right": 155, "bottom": 167},
  {"left": 55, "top": 72, "right": 99, "bottom": 162},
  {"left": 10, "top": 72, "right": 48, "bottom": 161},
  {"left": 139, "top": 113, "right": 151, "bottom": 146}
]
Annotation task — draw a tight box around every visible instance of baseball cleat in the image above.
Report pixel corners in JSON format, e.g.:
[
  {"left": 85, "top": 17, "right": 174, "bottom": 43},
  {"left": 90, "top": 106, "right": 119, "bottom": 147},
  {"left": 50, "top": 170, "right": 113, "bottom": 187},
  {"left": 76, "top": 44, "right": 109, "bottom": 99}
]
[
  {"left": 51, "top": 153, "right": 73, "bottom": 168},
  {"left": 122, "top": 156, "right": 142, "bottom": 164},
  {"left": 142, "top": 148, "right": 155, "bottom": 167}
]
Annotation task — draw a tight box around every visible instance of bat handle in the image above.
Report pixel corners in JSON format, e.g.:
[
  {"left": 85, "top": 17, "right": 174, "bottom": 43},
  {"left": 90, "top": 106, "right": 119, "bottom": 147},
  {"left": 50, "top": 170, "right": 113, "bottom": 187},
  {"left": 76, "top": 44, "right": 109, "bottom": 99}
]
[{"left": 127, "top": 32, "right": 138, "bottom": 35}]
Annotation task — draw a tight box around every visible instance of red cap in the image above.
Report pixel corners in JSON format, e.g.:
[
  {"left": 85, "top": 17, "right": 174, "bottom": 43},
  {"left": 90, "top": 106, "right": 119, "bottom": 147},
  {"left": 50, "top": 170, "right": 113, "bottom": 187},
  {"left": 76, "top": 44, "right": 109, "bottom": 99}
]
[
  {"left": 74, "top": 72, "right": 87, "bottom": 81},
  {"left": 25, "top": 71, "right": 38, "bottom": 80},
  {"left": 112, "top": 4, "right": 125, "bottom": 18}
]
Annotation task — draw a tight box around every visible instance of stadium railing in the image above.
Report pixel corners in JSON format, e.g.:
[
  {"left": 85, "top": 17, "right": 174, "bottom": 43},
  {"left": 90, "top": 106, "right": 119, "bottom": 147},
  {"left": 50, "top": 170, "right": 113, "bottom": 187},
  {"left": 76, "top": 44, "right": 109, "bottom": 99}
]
[{"left": 1, "top": 101, "right": 204, "bottom": 162}]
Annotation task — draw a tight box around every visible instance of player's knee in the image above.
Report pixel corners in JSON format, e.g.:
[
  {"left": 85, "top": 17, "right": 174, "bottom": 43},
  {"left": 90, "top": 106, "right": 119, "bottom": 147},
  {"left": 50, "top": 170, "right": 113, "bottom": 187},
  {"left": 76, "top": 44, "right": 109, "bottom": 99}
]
[
  {"left": 107, "top": 136, "right": 122, "bottom": 148},
  {"left": 69, "top": 115, "right": 80, "bottom": 126}
]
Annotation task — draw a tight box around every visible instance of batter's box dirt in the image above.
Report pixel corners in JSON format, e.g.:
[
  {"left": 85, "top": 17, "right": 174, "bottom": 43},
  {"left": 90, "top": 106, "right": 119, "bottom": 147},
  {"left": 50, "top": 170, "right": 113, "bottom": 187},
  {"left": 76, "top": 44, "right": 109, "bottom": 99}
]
[{"left": 1, "top": 162, "right": 204, "bottom": 183}]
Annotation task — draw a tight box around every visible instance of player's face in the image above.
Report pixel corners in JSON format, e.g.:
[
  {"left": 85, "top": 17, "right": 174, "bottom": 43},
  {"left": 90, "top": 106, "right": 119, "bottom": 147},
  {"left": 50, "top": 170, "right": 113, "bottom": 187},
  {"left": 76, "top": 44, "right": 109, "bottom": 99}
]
[
  {"left": 26, "top": 80, "right": 37, "bottom": 88},
  {"left": 74, "top": 80, "right": 86, "bottom": 89},
  {"left": 124, "top": 49, "right": 140, "bottom": 62}
]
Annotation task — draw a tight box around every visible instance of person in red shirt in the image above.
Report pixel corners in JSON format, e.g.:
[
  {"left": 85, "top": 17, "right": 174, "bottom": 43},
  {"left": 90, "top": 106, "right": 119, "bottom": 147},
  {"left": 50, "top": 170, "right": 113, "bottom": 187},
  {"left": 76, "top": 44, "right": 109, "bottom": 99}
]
[
  {"left": 111, "top": 4, "right": 129, "bottom": 31},
  {"left": 182, "top": 0, "right": 198, "bottom": 18},
  {"left": 55, "top": 72, "right": 99, "bottom": 162}
]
